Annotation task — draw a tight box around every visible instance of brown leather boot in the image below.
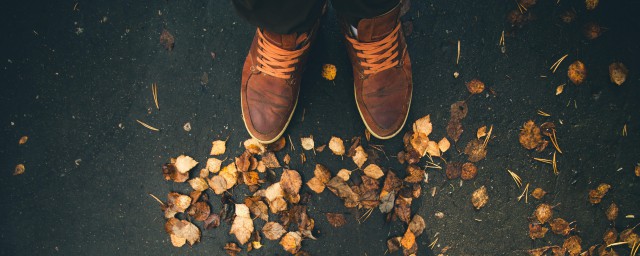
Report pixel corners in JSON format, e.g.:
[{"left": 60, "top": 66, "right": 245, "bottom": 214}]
[
  {"left": 341, "top": 3, "right": 412, "bottom": 139},
  {"left": 241, "top": 25, "right": 318, "bottom": 144}
]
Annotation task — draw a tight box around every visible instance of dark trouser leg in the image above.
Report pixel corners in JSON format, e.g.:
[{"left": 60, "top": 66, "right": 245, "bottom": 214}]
[
  {"left": 330, "top": 0, "right": 400, "bottom": 25},
  {"left": 232, "top": 0, "right": 325, "bottom": 34}
]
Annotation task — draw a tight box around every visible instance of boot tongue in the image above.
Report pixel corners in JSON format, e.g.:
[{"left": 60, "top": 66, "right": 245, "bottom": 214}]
[
  {"left": 355, "top": 7, "right": 400, "bottom": 42},
  {"left": 262, "top": 30, "right": 299, "bottom": 50}
]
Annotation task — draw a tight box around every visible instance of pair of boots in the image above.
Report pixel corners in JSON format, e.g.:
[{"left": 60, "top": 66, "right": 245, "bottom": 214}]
[{"left": 240, "top": 4, "right": 412, "bottom": 144}]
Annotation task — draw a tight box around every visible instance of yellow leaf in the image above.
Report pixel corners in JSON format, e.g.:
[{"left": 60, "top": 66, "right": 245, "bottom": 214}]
[{"left": 321, "top": 64, "right": 337, "bottom": 81}]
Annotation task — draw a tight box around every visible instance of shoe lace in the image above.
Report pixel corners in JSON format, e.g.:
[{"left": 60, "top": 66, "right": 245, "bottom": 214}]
[
  {"left": 255, "top": 29, "right": 309, "bottom": 80},
  {"left": 346, "top": 24, "right": 402, "bottom": 75}
]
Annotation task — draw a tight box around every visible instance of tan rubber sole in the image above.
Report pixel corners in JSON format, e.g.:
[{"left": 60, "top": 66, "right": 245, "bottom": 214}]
[{"left": 354, "top": 85, "right": 412, "bottom": 140}]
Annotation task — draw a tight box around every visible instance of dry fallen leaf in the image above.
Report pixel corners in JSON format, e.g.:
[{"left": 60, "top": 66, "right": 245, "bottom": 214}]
[
  {"left": 563, "top": 235, "right": 582, "bottom": 256},
  {"left": 224, "top": 242, "right": 242, "bottom": 256},
  {"left": 165, "top": 192, "right": 192, "bottom": 218},
  {"left": 556, "top": 84, "right": 565, "bottom": 95},
  {"left": 352, "top": 146, "right": 368, "bottom": 168},
  {"left": 471, "top": 186, "right": 489, "bottom": 210},
  {"left": 204, "top": 213, "right": 220, "bottom": 229},
  {"left": 550, "top": 218, "right": 572, "bottom": 236},
  {"left": 609, "top": 62, "right": 628, "bottom": 86},
  {"left": 603, "top": 228, "right": 617, "bottom": 246},
  {"left": 405, "top": 164, "right": 425, "bottom": 183},
  {"left": 438, "top": 137, "right": 451, "bottom": 153},
  {"left": 229, "top": 204, "right": 254, "bottom": 245},
  {"left": 13, "top": 164, "right": 25, "bottom": 176},
  {"left": 519, "top": 120, "right": 543, "bottom": 150},
  {"left": 165, "top": 217, "right": 200, "bottom": 246},
  {"left": 461, "top": 162, "right": 478, "bottom": 180},
  {"left": 328, "top": 136, "right": 345, "bottom": 156},
  {"left": 300, "top": 136, "right": 314, "bottom": 151},
  {"left": 160, "top": 29, "right": 175, "bottom": 51},
  {"left": 466, "top": 79, "right": 485, "bottom": 94},
  {"left": 583, "top": 22, "right": 602, "bottom": 40},
  {"left": 606, "top": 202, "right": 618, "bottom": 221},
  {"left": 534, "top": 203, "right": 553, "bottom": 224},
  {"left": 450, "top": 101, "right": 468, "bottom": 120},
  {"left": 413, "top": 115, "right": 432, "bottom": 136},
  {"left": 267, "top": 137, "right": 286, "bottom": 152},
  {"left": 325, "top": 213, "right": 347, "bottom": 228},
  {"left": 219, "top": 163, "right": 238, "bottom": 189},
  {"left": 187, "top": 202, "right": 211, "bottom": 221},
  {"left": 529, "top": 223, "right": 549, "bottom": 240},
  {"left": 337, "top": 169, "right": 352, "bottom": 181},
  {"left": 588, "top": 183, "right": 611, "bottom": 204},
  {"left": 281, "top": 169, "right": 302, "bottom": 197},
  {"left": 175, "top": 155, "right": 198, "bottom": 174},
  {"left": 326, "top": 176, "right": 359, "bottom": 208},
  {"left": 321, "top": 64, "right": 337, "bottom": 81},
  {"left": 445, "top": 162, "right": 462, "bottom": 180},
  {"left": 476, "top": 126, "right": 487, "bottom": 139},
  {"left": 585, "top": 0, "right": 599, "bottom": 10},
  {"left": 209, "top": 175, "right": 227, "bottom": 194},
  {"left": 531, "top": 188, "right": 546, "bottom": 200},
  {"left": 210, "top": 140, "right": 226, "bottom": 155},
  {"left": 568, "top": 60, "right": 587, "bottom": 85},
  {"left": 18, "top": 136, "right": 28, "bottom": 145},
  {"left": 408, "top": 215, "right": 426, "bottom": 236},
  {"left": 206, "top": 158, "right": 222, "bottom": 173},
  {"left": 280, "top": 231, "right": 302, "bottom": 254},
  {"left": 189, "top": 177, "right": 209, "bottom": 191},
  {"left": 163, "top": 162, "right": 188, "bottom": 182},
  {"left": 464, "top": 139, "right": 487, "bottom": 162},
  {"left": 446, "top": 119, "right": 464, "bottom": 143},
  {"left": 244, "top": 138, "right": 266, "bottom": 155},
  {"left": 387, "top": 237, "right": 402, "bottom": 254},
  {"left": 426, "top": 140, "right": 440, "bottom": 157},
  {"left": 363, "top": 164, "right": 384, "bottom": 179},
  {"left": 245, "top": 196, "right": 268, "bottom": 221},
  {"left": 400, "top": 228, "right": 416, "bottom": 249},
  {"left": 262, "top": 222, "right": 286, "bottom": 241}
]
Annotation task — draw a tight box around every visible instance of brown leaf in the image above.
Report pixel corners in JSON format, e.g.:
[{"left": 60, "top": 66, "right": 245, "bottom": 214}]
[
  {"left": 446, "top": 119, "right": 464, "bottom": 142},
  {"left": 588, "top": 183, "right": 611, "bottom": 204},
  {"left": 519, "top": 120, "right": 543, "bottom": 150},
  {"left": 347, "top": 137, "right": 361, "bottom": 157},
  {"left": 583, "top": 22, "right": 602, "bottom": 40},
  {"left": 204, "top": 213, "right": 220, "bottom": 229},
  {"left": 609, "top": 62, "right": 628, "bottom": 86},
  {"left": 165, "top": 218, "right": 200, "bottom": 246},
  {"left": 352, "top": 146, "right": 368, "bottom": 168},
  {"left": 306, "top": 177, "right": 326, "bottom": 194},
  {"left": 206, "top": 158, "right": 222, "bottom": 173},
  {"left": 409, "top": 132, "right": 429, "bottom": 157},
  {"left": 476, "top": 126, "right": 487, "bottom": 139},
  {"left": 209, "top": 175, "right": 227, "bottom": 194},
  {"left": 280, "top": 231, "right": 302, "bottom": 254},
  {"left": 412, "top": 115, "right": 432, "bottom": 136},
  {"left": 325, "top": 213, "right": 347, "bottom": 228},
  {"left": 529, "top": 223, "right": 549, "bottom": 240},
  {"left": 187, "top": 202, "right": 211, "bottom": 221},
  {"left": 18, "top": 136, "right": 28, "bottom": 145},
  {"left": 606, "top": 202, "right": 619, "bottom": 221},
  {"left": 562, "top": 235, "right": 582, "bottom": 256},
  {"left": 603, "top": 228, "right": 617, "bottom": 246},
  {"left": 534, "top": 203, "right": 553, "bottom": 224},
  {"left": 281, "top": 169, "right": 302, "bottom": 196},
  {"left": 189, "top": 177, "right": 209, "bottom": 192},
  {"left": 244, "top": 138, "right": 266, "bottom": 155},
  {"left": 466, "top": 79, "right": 485, "bottom": 94},
  {"left": 464, "top": 139, "right": 487, "bottom": 162},
  {"left": 405, "top": 164, "right": 425, "bottom": 183},
  {"left": 387, "top": 237, "right": 402, "bottom": 254},
  {"left": 261, "top": 152, "right": 281, "bottom": 169},
  {"left": 568, "top": 60, "right": 587, "bottom": 85},
  {"left": 363, "top": 164, "right": 385, "bottom": 179},
  {"left": 352, "top": 176, "right": 380, "bottom": 209},
  {"left": 438, "top": 137, "right": 451, "bottom": 153},
  {"left": 245, "top": 196, "right": 269, "bottom": 221},
  {"left": 267, "top": 137, "right": 286, "bottom": 152},
  {"left": 531, "top": 188, "right": 546, "bottom": 200},
  {"left": 450, "top": 101, "right": 468, "bottom": 120},
  {"left": 401, "top": 228, "right": 416, "bottom": 249},
  {"left": 382, "top": 170, "right": 403, "bottom": 194},
  {"left": 620, "top": 229, "right": 640, "bottom": 249},
  {"left": 160, "top": 29, "right": 175, "bottom": 51},
  {"left": 336, "top": 169, "right": 352, "bottom": 181},
  {"left": 162, "top": 162, "right": 188, "bottom": 182},
  {"left": 327, "top": 176, "right": 359, "bottom": 208},
  {"left": 13, "top": 164, "right": 25, "bottom": 176},
  {"left": 230, "top": 204, "right": 254, "bottom": 245},
  {"left": 165, "top": 192, "right": 192, "bottom": 218},
  {"left": 329, "top": 136, "right": 345, "bottom": 156},
  {"left": 395, "top": 197, "right": 412, "bottom": 223},
  {"left": 210, "top": 140, "right": 226, "bottom": 155},
  {"left": 224, "top": 242, "right": 242, "bottom": 256},
  {"left": 175, "top": 155, "right": 198, "bottom": 174},
  {"left": 585, "top": 0, "right": 598, "bottom": 9},
  {"left": 550, "top": 218, "right": 571, "bottom": 236},
  {"left": 461, "top": 162, "right": 478, "bottom": 180},
  {"left": 262, "top": 222, "right": 287, "bottom": 240},
  {"left": 445, "top": 162, "right": 462, "bottom": 180},
  {"left": 408, "top": 215, "right": 426, "bottom": 236},
  {"left": 219, "top": 163, "right": 238, "bottom": 189},
  {"left": 471, "top": 186, "right": 489, "bottom": 210}
]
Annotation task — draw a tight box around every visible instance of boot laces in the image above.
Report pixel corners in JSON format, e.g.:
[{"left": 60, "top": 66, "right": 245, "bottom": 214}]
[
  {"left": 347, "top": 24, "right": 401, "bottom": 75},
  {"left": 256, "top": 29, "right": 309, "bottom": 80}
]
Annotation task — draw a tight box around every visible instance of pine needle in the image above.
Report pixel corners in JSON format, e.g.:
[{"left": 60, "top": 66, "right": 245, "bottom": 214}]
[
  {"left": 537, "top": 110, "right": 551, "bottom": 117},
  {"left": 136, "top": 119, "right": 160, "bottom": 131},
  {"left": 507, "top": 169, "right": 522, "bottom": 188},
  {"left": 534, "top": 157, "right": 553, "bottom": 164},
  {"left": 550, "top": 54, "right": 569, "bottom": 73},
  {"left": 149, "top": 193, "right": 165, "bottom": 207},
  {"left": 623, "top": 124, "right": 628, "bottom": 136},
  {"left": 429, "top": 237, "right": 439, "bottom": 250},
  {"left": 456, "top": 40, "right": 461, "bottom": 65},
  {"left": 552, "top": 151, "right": 558, "bottom": 175},
  {"left": 550, "top": 129, "right": 563, "bottom": 154},
  {"left": 606, "top": 241, "right": 629, "bottom": 248},
  {"left": 151, "top": 83, "right": 159, "bottom": 110},
  {"left": 517, "top": 183, "right": 530, "bottom": 202},
  {"left": 482, "top": 125, "right": 493, "bottom": 148}
]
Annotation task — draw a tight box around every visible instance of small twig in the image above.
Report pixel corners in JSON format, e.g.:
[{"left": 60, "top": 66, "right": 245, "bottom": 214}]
[
  {"left": 456, "top": 40, "right": 461, "bottom": 65},
  {"left": 288, "top": 135, "right": 295, "bottom": 151},
  {"left": 149, "top": 193, "right": 166, "bottom": 207},
  {"left": 507, "top": 169, "right": 522, "bottom": 188},
  {"left": 550, "top": 54, "right": 569, "bottom": 73},
  {"left": 136, "top": 119, "right": 160, "bottom": 131}
]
